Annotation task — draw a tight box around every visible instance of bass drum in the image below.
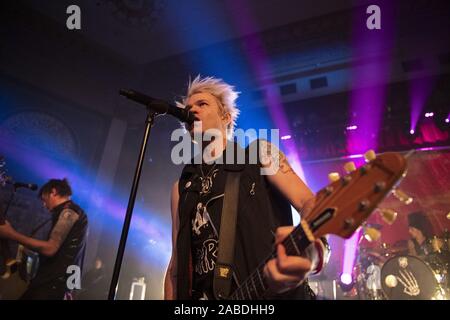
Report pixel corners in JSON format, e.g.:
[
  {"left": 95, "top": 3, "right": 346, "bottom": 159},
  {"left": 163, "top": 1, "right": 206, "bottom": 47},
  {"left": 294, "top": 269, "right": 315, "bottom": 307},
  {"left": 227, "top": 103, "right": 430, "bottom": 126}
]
[{"left": 381, "top": 255, "right": 440, "bottom": 300}]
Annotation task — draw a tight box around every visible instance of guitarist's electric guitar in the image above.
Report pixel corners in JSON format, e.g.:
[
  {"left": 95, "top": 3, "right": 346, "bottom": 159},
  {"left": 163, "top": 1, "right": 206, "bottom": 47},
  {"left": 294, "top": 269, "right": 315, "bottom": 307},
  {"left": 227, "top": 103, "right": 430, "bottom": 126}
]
[
  {"left": 0, "top": 157, "right": 41, "bottom": 299},
  {"left": 0, "top": 157, "right": 41, "bottom": 282},
  {"left": 0, "top": 156, "right": 14, "bottom": 279},
  {"left": 223, "top": 150, "right": 407, "bottom": 300}
]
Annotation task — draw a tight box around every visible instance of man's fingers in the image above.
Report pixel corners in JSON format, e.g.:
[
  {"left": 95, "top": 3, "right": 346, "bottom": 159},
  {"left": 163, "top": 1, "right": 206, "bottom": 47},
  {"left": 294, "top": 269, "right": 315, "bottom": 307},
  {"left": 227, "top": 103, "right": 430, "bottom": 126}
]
[
  {"left": 275, "top": 226, "right": 294, "bottom": 244},
  {"left": 276, "top": 244, "right": 312, "bottom": 276},
  {"left": 264, "top": 258, "right": 303, "bottom": 286}
]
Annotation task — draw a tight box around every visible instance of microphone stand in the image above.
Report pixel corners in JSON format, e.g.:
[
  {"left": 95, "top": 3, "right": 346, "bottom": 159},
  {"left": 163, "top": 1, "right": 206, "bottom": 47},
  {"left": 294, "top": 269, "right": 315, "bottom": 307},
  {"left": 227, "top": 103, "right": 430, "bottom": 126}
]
[{"left": 108, "top": 109, "right": 156, "bottom": 300}]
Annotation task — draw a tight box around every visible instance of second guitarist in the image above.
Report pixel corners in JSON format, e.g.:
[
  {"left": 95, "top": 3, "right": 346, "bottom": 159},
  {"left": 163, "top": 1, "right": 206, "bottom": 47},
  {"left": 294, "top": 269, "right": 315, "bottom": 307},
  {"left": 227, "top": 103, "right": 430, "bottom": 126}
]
[{"left": 0, "top": 178, "right": 88, "bottom": 300}]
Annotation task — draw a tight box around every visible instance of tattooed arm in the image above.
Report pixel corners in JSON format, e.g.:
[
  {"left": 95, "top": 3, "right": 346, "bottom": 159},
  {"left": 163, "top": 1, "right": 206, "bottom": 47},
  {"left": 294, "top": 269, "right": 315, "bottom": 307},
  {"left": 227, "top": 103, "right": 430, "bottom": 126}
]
[
  {"left": 258, "top": 139, "right": 314, "bottom": 216},
  {"left": 257, "top": 140, "right": 331, "bottom": 291},
  {"left": 3, "top": 209, "right": 79, "bottom": 257}
]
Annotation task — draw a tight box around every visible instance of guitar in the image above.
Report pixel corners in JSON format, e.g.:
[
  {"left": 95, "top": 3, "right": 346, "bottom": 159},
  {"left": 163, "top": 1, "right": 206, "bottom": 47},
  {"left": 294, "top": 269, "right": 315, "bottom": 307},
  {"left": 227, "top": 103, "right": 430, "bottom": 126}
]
[
  {"left": 0, "top": 156, "right": 14, "bottom": 279},
  {"left": 0, "top": 157, "right": 41, "bottom": 299},
  {"left": 0, "top": 157, "right": 41, "bottom": 282},
  {"left": 221, "top": 150, "right": 407, "bottom": 300}
]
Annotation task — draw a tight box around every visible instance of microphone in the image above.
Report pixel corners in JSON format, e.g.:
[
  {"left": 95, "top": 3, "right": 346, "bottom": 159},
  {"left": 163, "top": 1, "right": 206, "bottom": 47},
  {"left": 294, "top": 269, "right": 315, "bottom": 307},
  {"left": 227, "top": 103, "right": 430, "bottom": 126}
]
[
  {"left": 14, "top": 182, "right": 38, "bottom": 191},
  {"left": 119, "top": 89, "right": 196, "bottom": 125}
]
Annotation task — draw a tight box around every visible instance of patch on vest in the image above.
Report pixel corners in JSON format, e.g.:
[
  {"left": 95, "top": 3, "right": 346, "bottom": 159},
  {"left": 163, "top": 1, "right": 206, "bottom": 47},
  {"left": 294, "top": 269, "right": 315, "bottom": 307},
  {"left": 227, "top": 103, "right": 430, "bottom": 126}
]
[{"left": 194, "top": 238, "right": 218, "bottom": 276}]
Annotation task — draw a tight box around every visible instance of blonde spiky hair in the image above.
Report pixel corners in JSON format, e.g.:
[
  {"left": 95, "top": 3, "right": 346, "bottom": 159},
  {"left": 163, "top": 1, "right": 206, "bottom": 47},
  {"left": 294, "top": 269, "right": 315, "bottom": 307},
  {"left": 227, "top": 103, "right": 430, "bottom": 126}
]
[{"left": 181, "top": 75, "right": 240, "bottom": 138}]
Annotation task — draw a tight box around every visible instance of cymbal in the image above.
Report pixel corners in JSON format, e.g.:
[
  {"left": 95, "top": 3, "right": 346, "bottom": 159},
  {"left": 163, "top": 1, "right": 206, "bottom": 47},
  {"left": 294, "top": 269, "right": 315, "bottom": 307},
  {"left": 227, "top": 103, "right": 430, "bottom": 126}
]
[
  {"left": 361, "top": 241, "right": 408, "bottom": 256},
  {"left": 359, "top": 247, "right": 385, "bottom": 261},
  {"left": 388, "top": 246, "right": 408, "bottom": 254},
  {"left": 390, "top": 240, "right": 408, "bottom": 252},
  {"left": 393, "top": 239, "right": 408, "bottom": 246}
]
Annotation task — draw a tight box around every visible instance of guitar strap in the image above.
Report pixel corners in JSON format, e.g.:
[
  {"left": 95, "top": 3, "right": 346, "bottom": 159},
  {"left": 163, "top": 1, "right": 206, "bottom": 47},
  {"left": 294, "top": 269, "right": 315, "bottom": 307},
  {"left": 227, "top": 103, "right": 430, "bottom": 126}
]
[{"left": 213, "top": 171, "right": 241, "bottom": 300}]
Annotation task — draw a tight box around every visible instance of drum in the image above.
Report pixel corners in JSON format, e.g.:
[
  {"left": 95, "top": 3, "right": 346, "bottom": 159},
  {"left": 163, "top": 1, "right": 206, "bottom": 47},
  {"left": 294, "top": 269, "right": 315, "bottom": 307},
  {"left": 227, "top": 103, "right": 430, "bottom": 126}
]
[{"left": 381, "top": 255, "right": 445, "bottom": 299}]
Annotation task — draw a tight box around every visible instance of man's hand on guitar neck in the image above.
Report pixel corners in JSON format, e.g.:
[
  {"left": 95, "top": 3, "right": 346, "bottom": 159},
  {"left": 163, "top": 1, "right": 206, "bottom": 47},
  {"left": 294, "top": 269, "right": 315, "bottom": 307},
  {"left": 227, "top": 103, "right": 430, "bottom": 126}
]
[{"left": 263, "top": 226, "right": 326, "bottom": 295}]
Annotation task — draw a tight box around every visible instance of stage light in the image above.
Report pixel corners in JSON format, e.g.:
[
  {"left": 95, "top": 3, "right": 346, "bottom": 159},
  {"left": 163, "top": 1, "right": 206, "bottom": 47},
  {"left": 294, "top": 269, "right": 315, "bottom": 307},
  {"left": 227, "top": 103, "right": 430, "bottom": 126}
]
[
  {"left": 281, "top": 135, "right": 291, "bottom": 140},
  {"left": 425, "top": 112, "right": 434, "bottom": 118},
  {"left": 339, "top": 273, "right": 354, "bottom": 292},
  {"left": 445, "top": 118, "right": 449, "bottom": 123},
  {"left": 346, "top": 125, "right": 357, "bottom": 131},
  {"left": 340, "top": 273, "right": 352, "bottom": 285},
  {"left": 410, "top": 129, "right": 415, "bottom": 135}
]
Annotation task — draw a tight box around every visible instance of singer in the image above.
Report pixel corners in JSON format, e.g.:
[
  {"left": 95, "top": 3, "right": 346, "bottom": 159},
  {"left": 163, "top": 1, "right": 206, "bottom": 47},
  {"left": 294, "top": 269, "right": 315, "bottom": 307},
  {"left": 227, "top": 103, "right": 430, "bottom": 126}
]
[
  {"left": 164, "top": 76, "right": 329, "bottom": 300},
  {"left": 0, "top": 178, "right": 88, "bottom": 300}
]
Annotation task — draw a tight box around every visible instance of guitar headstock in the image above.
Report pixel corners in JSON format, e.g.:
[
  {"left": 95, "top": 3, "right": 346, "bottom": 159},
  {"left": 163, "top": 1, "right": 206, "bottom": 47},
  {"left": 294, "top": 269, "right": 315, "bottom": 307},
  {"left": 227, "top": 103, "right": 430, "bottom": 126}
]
[{"left": 306, "top": 151, "right": 407, "bottom": 239}]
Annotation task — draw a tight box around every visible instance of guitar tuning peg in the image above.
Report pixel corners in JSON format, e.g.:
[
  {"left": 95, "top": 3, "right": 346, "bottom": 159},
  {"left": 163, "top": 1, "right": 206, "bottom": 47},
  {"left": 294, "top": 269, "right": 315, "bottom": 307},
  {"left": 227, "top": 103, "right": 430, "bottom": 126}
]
[
  {"left": 379, "top": 208, "right": 398, "bottom": 225},
  {"left": 344, "top": 161, "right": 356, "bottom": 173},
  {"left": 364, "top": 150, "right": 376, "bottom": 162},
  {"left": 363, "top": 227, "right": 381, "bottom": 242},
  {"left": 392, "top": 189, "right": 413, "bottom": 205},
  {"left": 328, "top": 172, "right": 340, "bottom": 183}
]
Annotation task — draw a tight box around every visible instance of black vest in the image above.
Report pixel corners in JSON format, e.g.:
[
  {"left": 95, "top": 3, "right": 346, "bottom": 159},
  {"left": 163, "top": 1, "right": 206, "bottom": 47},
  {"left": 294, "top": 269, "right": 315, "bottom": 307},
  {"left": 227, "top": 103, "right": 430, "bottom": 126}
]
[
  {"left": 30, "top": 200, "right": 88, "bottom": 289},
  {"left": 175, "top": 143, "right": 315, "bottom": 300}
]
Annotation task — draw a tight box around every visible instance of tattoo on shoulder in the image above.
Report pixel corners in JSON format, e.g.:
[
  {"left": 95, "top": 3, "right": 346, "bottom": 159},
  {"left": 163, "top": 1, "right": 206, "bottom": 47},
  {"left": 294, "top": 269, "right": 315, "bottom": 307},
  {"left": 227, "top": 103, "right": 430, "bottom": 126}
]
[
  {"left": 278, "top": 150, "right": 294, "bottom": 174},
  {"left": 49, "top": 209, "right": 79, "bottom": 247},
  {"left": 259, "top": 140, "right": 294, "bottom": 175}
]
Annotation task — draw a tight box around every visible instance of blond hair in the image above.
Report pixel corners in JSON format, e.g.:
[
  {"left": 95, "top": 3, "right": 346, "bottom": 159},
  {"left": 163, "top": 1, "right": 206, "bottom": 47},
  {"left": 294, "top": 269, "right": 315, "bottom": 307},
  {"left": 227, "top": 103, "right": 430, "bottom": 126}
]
[{"left": 180, "top": 75, "right": 240, "bottom": 138}]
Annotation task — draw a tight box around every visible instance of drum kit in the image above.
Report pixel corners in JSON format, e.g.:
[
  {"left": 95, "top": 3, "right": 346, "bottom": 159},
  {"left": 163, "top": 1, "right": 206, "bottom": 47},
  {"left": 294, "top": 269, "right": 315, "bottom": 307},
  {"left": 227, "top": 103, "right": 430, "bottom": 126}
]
[{"left": 354, "top": 228, "right": 450, "bottom": 300}]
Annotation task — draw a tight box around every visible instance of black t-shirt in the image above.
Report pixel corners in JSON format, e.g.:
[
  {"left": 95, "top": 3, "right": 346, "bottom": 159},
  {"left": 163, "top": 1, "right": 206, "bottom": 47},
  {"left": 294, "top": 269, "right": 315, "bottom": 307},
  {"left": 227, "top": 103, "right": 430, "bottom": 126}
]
[{"left": 189, "top": 162, "right": 225, "bottom": 300}]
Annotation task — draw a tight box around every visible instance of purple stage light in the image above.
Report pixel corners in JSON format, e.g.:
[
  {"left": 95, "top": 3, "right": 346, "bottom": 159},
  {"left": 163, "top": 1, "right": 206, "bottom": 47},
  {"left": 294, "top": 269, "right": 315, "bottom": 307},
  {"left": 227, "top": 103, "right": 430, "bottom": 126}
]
[
  {"left": 410, "top": 129, "right": 415, "bottom": 135},
  {"left": 225, "top": 0, "right": 307, "bottom": 184},
  {"left": 347, "top": 154, "right": 364, "bottom": 159},
  {"left": 344, "top": 1, "right": 395, "bottom": 279},
  {"left": 410, "top": 77, "right": 435, "bottom": 138},
  {"left": 341, "top": 228, "right": 362, "bottom": 280},
  {"left": 346, "top": 125, "right": 358, "bottom": 131},
  {"left": 416, "top": 146, "right": 450, "bottom": 152},
  {"left": 446, "top": 118, "right": 450, "bottom": 123}
]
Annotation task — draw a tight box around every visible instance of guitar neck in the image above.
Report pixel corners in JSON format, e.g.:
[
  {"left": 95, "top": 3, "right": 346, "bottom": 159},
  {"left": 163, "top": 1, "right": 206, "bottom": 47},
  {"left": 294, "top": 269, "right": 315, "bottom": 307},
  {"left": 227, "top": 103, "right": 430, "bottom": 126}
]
[{"left": 229, "top": 220, "right": 317, "bottom": 300}]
